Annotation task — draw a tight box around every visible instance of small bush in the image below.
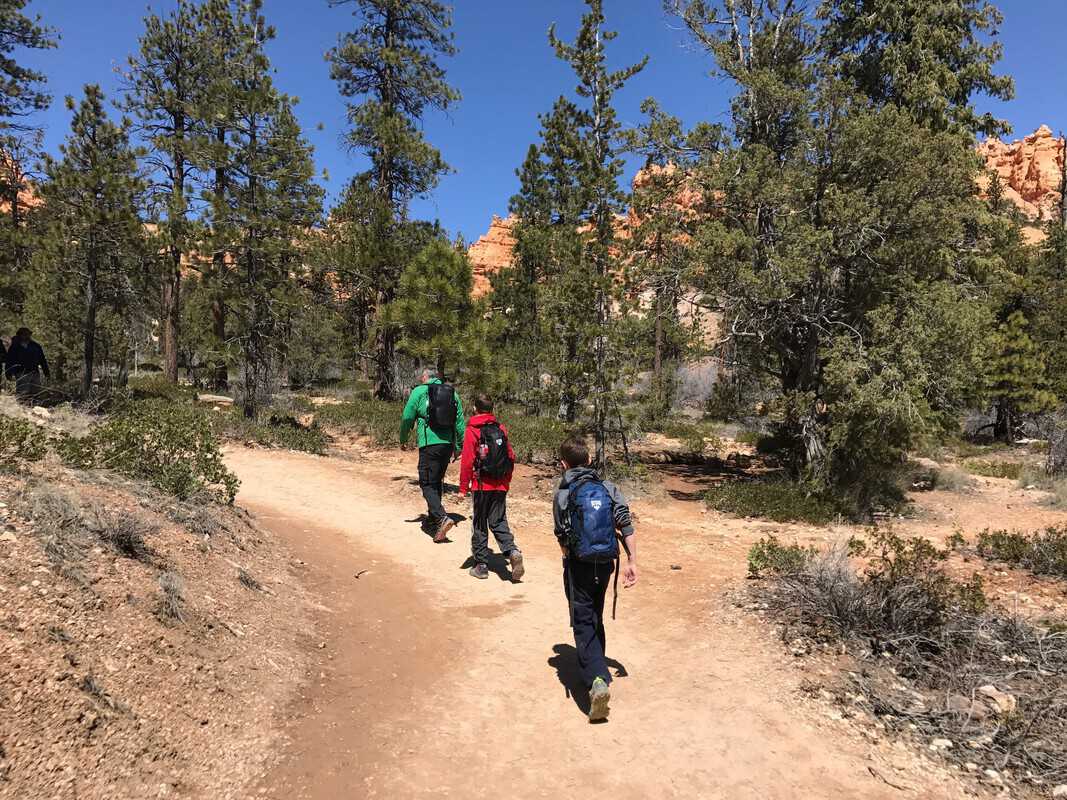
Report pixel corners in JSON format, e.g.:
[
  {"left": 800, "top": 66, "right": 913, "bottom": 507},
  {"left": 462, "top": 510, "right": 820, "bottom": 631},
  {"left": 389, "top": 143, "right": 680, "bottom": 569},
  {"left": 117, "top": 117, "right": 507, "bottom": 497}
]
[
  {"left": 314, "top": 399, "right": 403, "bottom": 445},
  {"left": 747, "top": 536, "right": 815, "bottom": 577},
  {"left": 498, "top": 408, "right": 569, "bottom": 464},
  {"left": 705, "top": 480, "right": 841, "bottom": 525},
  {"left": 963, "top": 458, "right": 1023, "bottom": 480},
  {"left": 977, "top": 526, "right": 1067, "bottom": 579},
  {"left": 59, "top": 400, "right": 239, "bottom": 503},
  {"left": 156, "top": 570, "right": 186, "bottom": 624},
  {"left": 0, "top": 414, "right": 48, "bottom": 468},
  {"left": 238, "top": 567, "right": 262, "bottom": 591},
  {"left": 733, "top": 429, "right": 763, "bottom": 447},
  {"left": 216, "top": 408, "right": 328, "bottom": 454},
  {"left": 22, "top": 484, "right": 89, "bottom": 578},
  {"left": 127, "top": 376, "right": 198, "bottom": 404},
  {"left": 103, "top": 513, "right": 154, "bottom": 561}
]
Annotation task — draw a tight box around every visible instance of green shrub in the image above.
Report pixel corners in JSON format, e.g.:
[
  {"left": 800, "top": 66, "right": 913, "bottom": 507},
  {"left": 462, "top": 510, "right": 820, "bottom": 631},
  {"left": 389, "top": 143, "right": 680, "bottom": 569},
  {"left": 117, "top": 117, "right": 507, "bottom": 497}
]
[
  {"left": 127, "top": 375, "right": 199, "bottom": 404},
  {"left": 59, "top": 400, "right": 239, "bottom": 502},
  {"left": 499, "top": 408, "right": 569, "bottom": 463},
  {"left": 652, "top": 418, "right": 721, "bottom": 455},
  {"left": 733, "top": 429, "right": 763, "bottom": 447},
  {"left": 0, "top": 414, "right": 48, "bottom": 468},
  {"left": 705, "top": 480, "right": 841, "bottom": 525},
  {"left": 747, "top": 536, "right": 816, "bottom": 577},
  {"left": 215, "top": 408, "right": 327, "bottom": 454},
  {"left": 977, "top": 526, "right": 1067, "bottom": 579},
  {"left": 314, "top": 399, "right": 403, "bottom": 445},
  {"left": 963, "top": 458, "right": 1023, "bottom": 480}
]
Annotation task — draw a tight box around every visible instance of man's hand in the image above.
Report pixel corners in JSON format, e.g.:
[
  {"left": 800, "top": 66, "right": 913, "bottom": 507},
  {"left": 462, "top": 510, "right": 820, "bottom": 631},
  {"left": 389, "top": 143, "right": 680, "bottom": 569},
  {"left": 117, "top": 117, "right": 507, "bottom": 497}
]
[
  {"left": 622, "top": 559, "right": 638, "bottom": 588},
  {"left": 559, "top": 541, "right": 569, "bottom": 558},
  {"left": 399, "top": 442, "right": 409, "bottom": 452}
]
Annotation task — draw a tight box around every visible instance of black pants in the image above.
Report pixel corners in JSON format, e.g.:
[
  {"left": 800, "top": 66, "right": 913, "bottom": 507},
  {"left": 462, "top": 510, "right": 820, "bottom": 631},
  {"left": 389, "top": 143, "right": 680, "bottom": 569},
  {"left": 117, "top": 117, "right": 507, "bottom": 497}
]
[
  {"left": 471, "top": 490, "right": 517, "bottom": 564},
  {"left": 417, "top": 443, "right": 453, "bottom": 525},
  {"left": 564, "top": 558, "right": 614, "bottom": 689}
]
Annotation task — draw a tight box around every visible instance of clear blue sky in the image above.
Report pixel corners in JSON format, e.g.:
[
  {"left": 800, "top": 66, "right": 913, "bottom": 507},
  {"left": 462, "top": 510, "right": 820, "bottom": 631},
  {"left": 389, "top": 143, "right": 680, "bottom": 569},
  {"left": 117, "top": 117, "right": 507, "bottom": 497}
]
[{"left": 18, "top": 0, "right": 1067, "bottom": 244}]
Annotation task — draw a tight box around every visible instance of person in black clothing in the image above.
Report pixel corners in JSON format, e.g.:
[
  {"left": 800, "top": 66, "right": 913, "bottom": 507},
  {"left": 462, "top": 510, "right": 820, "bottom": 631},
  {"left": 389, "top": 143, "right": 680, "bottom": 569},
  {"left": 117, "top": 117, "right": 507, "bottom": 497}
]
[
  {"left": 5, "top": 328, "right": 50, "bottom": 402},
  {"left": 553, "top": 436, "right": 638, "bottom": 722}
]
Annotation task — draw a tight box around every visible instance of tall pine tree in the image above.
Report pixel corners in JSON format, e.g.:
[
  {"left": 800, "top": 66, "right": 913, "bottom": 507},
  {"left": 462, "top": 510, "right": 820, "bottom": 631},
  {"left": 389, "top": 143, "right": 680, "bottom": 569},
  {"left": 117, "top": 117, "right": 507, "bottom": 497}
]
[
  {"left": 30, "top": 85, "right": 146, "bottom": 395},
  {"left": 327, "top": 0, "right": 459, "bottom": 399}
]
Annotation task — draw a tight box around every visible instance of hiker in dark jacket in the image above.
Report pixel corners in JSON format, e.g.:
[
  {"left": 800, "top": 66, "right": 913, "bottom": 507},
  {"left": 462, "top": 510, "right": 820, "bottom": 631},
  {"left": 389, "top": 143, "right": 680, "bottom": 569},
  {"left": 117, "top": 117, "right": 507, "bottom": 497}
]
[
  {"left": 400, "top": 368, "right": 466, "bottom": 542},
  {"left": 5, "top": 328, "right": 50, "bottom": 402},
  {"left": 553, "top": 435, "right": 637, "bottom": 722},
  {"left": 458, "top": 393, "right": 523, "bottom": 581}
]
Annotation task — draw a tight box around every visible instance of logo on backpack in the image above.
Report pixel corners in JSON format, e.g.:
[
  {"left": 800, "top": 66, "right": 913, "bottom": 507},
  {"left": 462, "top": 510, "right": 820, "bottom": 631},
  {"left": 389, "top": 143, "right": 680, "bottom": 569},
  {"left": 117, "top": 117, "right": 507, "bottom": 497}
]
[{"left": 567, "top": 478, "right": 617, "bottom": 562}]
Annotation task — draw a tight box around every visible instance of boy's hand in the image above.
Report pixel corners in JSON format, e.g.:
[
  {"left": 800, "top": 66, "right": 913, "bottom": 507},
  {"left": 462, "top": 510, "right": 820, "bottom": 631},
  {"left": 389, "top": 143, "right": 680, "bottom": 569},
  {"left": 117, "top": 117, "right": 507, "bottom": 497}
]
[
  {"left": 559, "top": 541, "right": 569, "bottom": 557},
  {"left": 623, "top": 559, "right": 638, "bottom": 588}
]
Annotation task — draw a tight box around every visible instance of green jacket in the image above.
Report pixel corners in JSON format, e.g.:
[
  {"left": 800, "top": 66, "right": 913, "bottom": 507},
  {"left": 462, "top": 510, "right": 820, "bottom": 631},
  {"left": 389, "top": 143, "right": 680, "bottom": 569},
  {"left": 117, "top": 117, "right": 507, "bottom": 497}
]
[{"left": 399, "top": 379, "right": 466, "bottom": 450}]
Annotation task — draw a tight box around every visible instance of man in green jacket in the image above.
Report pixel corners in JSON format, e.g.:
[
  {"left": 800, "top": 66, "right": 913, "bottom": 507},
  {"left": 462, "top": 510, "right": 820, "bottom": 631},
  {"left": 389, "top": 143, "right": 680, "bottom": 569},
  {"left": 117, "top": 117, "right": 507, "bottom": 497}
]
[{"left": 400, "top": 368, "right": 467, "bottom": 542}]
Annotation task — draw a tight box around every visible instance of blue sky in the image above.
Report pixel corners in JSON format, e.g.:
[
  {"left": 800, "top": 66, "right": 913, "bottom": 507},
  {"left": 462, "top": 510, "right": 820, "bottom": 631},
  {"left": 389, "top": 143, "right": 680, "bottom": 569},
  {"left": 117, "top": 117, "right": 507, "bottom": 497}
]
[{"left": 19, "top": 0, "right": 1067, "bottom": 244}]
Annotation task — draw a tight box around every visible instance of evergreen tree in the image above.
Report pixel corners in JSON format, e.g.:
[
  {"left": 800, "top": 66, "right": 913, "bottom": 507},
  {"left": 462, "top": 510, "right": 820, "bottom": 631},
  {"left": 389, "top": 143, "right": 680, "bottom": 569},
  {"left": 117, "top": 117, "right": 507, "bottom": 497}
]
[
  {"left": 0, "top": 0, "right": 56, "bottom": 332},
  {"left": 122, "top": 0, "right": 214, "bottom": 382},
  {"left": 327, "top": 0, "right": 460, "bottom": 400},
  {"left": 669, "top": 0, "right": 1002, "bottom": 501},
  {"left": 389, "top": 238, "right": 488, "bottom": 383},
  {"left": 0, "top": 0, "right": 56, "bottom": 136},
  {"left": 205, "top": 1, "right": 323, "bottom": 417},
  {"left": 820, "top": 0, "right": 1015, "bottom": 136},
  {"left": 29, "top": 85, "right": 146, "bottom": 396},
  {"left": 986, "top": 310, "right": 1057, "bottom": 442}
]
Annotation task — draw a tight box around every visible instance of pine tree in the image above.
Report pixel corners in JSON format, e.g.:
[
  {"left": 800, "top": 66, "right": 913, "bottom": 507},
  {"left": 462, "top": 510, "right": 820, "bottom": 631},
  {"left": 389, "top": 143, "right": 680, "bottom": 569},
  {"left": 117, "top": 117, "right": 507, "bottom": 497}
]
[
  {"left": 30, "top": 85, "right": 146, "bottom": 396},
  {"left": 389, "top": 238, "right": 488, "bottom": 383},
  {"left": 0, "top": 0, "right": 56, "bottom": 332},
  {"left": 669, "top": 0, "right": 1003, "bottom": 501},
  {"left": 205, "top": 0, "right": 323, "bottom": 417},
  {"left": 122, "top": 0, "right": 214, "bottom": 382},
  {"left": 987, "top": 310, "right": 1057, "bottom": 441},
  {"left": 327, "top": 0, "right": 460, "bottom": 400}
]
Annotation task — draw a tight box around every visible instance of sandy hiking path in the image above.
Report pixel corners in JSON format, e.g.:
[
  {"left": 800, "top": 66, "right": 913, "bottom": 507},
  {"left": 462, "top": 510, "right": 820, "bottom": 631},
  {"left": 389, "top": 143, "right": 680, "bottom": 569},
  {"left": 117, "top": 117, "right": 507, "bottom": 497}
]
[{"left": 225, "top": 447, "right": 969, "bottom": 800}]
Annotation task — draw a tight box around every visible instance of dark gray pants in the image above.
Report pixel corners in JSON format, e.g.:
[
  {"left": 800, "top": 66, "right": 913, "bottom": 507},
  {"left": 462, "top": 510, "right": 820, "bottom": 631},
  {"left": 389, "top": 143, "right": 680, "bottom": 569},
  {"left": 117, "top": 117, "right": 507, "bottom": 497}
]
[
  {"left": 471, "top": 490, "right": 516, "bottom": 564},
  {"left": 417, "top": 443, "right": 452, "bottom": 525}
]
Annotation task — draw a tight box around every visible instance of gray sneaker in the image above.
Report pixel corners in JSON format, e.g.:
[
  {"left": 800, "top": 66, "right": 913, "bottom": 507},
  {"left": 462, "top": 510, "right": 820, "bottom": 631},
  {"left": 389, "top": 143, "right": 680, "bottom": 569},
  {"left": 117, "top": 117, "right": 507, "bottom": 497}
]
[
  {"left": 509, "top": 550, "right": 525, "bottom": 582},
  {"left": 588, "top": 677, "right": 611, "bottom": 722},
  {"left": 469, "top": 562, "right": 489, "bottom": 580}
]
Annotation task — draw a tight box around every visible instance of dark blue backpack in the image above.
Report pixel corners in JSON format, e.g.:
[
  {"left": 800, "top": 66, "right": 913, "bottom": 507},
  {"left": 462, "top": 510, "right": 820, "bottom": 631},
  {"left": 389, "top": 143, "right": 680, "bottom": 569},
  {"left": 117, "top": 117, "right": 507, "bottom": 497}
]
[{"left": 567, "top": 478, "right": 618, "bottom": 562}]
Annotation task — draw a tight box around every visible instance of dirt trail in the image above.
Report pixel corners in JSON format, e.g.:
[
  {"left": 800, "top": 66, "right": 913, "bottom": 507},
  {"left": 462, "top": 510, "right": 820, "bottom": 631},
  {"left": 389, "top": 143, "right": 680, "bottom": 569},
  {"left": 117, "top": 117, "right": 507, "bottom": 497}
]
[{"left": 226, "top": 447, "right": 969, "bottom": 800}]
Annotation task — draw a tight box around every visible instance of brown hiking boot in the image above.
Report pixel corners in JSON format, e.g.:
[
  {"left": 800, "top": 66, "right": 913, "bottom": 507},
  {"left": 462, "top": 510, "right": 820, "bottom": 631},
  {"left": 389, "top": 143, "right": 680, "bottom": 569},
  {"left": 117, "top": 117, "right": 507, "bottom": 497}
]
[
  {"left": 433, "top": 516, "right": 455, "bottom": 543},
  {"left": 509, "top": 550, "right": 525, "bottom": 582}
]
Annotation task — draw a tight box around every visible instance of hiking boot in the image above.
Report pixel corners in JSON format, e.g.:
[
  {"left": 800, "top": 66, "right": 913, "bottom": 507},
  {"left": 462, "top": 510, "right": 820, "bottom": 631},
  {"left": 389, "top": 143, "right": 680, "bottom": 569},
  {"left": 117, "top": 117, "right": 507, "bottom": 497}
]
[
  {"left": 433, "top": 516, "right": 455, "bottom": 543},
  {"left": 469, "top": 562, "right": 489, "bottom": 580},
  {"left": 588, "top": 677, "right": 611, "bottom": 722},
  {"left": 509, "top": 550, "right": 525, "bottom": 582}
]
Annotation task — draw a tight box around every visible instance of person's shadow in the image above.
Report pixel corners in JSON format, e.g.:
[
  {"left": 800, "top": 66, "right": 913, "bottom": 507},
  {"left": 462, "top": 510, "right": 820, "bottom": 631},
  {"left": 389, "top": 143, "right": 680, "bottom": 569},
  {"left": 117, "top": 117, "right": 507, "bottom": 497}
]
[
  {"left": 459, "top": 553, "right": 513, "bottom": 581},
  {"left": 403, "top": 512, "right": 468, "bottom": 542},
  {"left": 547, "top": 644, "right": 628, "bottom": 720}
]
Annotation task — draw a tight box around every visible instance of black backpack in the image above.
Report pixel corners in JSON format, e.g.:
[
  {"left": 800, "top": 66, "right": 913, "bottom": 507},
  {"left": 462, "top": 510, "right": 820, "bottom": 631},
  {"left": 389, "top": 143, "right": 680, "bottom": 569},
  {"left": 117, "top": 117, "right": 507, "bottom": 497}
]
[
  {"left": 476, "top": 421, "right": 513, "bottom": 479},
  {"left": 426, "top": 383, "right": 458, "bottom": 429}
]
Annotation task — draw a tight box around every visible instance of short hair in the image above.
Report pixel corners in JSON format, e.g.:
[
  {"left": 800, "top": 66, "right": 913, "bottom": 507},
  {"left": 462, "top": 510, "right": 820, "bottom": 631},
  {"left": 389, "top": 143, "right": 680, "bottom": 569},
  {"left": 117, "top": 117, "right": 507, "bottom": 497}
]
[
  {"left": 15, "top": 327, "right": 31, "bottom": 338},
  {"left": 560, "top": 436, "right": 590, "bottom": 467},
  {"left": 420, "top": 367, "right": 438, "bottom": 381},
  {"left": 475, "top": 393, "right": 494, "bottom": 413}
]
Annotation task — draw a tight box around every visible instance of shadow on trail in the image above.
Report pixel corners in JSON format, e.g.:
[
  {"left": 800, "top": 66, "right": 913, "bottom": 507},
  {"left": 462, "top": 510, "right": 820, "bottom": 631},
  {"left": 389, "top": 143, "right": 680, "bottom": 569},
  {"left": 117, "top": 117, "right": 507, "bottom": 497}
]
[
  {"left": 391, "top": 475, "right": 461, "bottom": 495},
  {"left": 548, "top": 644, "right": 628, "bottom": 719},
  {"left": 459, "top": 553, "right": 514, "bottom": 582}
]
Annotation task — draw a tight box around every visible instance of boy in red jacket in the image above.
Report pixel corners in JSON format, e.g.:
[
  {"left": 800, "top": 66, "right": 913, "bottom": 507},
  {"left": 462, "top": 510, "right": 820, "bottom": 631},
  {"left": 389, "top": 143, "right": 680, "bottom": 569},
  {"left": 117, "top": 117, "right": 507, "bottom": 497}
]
[{"left": 458, "top": 394, "right": 524, "bottom": 581}]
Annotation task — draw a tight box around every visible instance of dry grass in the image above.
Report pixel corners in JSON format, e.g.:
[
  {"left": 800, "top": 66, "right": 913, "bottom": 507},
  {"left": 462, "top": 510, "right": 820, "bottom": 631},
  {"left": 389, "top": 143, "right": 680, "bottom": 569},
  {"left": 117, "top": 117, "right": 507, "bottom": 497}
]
[
  {"left": 753, "top": 537, "right": 1067, "bottom": 788},
  {"left": 156, "top": 570, "right": 187, "bottom": 625}
]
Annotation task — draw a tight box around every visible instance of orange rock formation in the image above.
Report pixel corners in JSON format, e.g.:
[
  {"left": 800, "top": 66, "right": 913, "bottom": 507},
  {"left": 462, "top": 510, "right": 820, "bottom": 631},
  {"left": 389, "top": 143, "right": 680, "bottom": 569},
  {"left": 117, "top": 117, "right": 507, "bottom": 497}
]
[
  {"left": 978, "top": 124, "right": 1065, "bottom": 221},
  {"left": 467, "top": 215, "right": 517, "bottom": 297}
]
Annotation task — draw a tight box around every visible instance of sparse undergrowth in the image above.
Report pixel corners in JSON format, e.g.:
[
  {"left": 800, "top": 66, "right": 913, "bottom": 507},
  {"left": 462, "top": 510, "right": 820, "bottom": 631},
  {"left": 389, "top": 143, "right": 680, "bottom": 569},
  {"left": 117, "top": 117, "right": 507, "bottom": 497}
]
[
  {"left": 749, "top": 529, "right": 1067, "bottom": 789},
  {"left": 963, "top": 458, "right": 1024, "bottom": 481},
  {"left": 0, "top": 414, "right": 49, "bottom": 469},
  {"left": 215, "top": 407, "right": 329, "bottom": 454},
  {"left": 977, "top": 526, "right": 1067, "bottom": 580},
  {"left": 313, "top": 398, "right": 402, "bottom": 445},
  {"left": 705, "top": 480, "right": 843, "bottom": 525}
]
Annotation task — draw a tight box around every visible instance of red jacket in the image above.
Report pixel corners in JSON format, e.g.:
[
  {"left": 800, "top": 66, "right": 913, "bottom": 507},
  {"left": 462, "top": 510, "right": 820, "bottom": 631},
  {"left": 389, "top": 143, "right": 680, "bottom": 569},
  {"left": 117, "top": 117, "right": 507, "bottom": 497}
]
[{"left": 459, "top": 413, "right": 516, "bottom": 494}]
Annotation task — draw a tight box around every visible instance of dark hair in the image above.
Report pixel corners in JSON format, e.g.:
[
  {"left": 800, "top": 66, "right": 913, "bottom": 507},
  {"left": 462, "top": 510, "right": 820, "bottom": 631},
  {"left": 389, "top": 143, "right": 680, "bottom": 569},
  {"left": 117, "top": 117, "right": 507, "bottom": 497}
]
[
  {"left": 475, "top": 393, "right": 494, "bottom": 413},
  {"left": 15, "top": 327, "right": 31, "bottom": 338},
  {"left": 560, "top": 436, "right": 590, "bottom": 467}
]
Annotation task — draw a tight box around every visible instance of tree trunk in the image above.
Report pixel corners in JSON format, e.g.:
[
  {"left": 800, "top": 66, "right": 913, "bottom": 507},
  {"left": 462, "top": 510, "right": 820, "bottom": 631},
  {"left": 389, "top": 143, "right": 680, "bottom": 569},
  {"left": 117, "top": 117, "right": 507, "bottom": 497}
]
[
  {"left": 373, "top": 288, "right": 399, "bottom": 400},
  {"left": 162, "top": 248, "right": 181, "bottom": 383},
  {"left": 211, "top": 294, "right": 228, "bottom": 390},
  {"left": 81, "top": 257, "right": 99, "bottom": 398}
]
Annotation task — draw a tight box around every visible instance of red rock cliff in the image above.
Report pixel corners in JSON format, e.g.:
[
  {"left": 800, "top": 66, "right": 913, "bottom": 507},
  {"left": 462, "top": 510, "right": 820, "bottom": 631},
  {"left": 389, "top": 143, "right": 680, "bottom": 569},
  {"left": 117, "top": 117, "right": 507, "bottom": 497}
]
[{"left": 978, "top": 124, "right": 1065, "bottom": 221}]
